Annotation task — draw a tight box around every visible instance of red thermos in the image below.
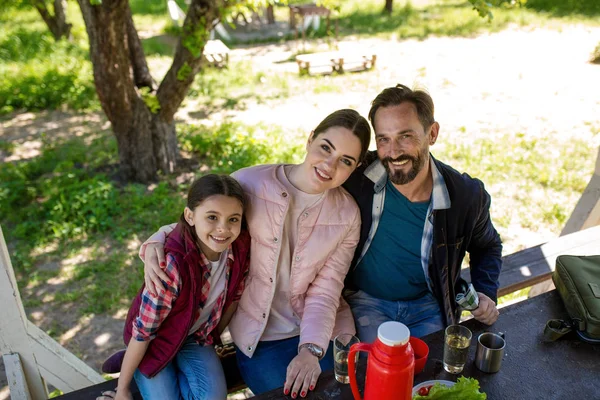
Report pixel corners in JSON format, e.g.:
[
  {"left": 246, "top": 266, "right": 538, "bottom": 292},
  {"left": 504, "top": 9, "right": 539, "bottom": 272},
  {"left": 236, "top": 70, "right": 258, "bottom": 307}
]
[{"left": 348, "top": 321, "right": 415, "bottom": 400}]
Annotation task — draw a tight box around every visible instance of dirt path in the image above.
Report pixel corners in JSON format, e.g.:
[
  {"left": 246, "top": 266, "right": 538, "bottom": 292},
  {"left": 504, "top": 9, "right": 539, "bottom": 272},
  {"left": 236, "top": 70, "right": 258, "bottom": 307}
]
[{"left": 1, "top": 25, "right": 600, "bottom": 398}]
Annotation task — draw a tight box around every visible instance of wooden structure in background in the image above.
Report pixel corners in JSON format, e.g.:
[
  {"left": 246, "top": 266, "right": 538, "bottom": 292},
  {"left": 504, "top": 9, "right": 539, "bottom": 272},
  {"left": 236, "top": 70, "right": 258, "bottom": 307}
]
[
  {"left": 202, "top": 39, "right": 230, "bottom": 68},
  {"left": 296, "top": 52, "right": 376, "bottom": 75},
  {"left": 0, "top": 226, "right": 104, "bottom": 399},
  {"left": 289, "top": 4, "right": 338, "bottom": 42}
]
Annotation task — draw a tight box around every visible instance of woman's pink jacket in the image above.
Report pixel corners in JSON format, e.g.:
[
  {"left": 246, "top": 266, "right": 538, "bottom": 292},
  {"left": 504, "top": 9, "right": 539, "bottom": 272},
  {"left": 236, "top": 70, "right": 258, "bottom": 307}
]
[{"left": 230, "top": 164, "right": 360, "bottom": 358}]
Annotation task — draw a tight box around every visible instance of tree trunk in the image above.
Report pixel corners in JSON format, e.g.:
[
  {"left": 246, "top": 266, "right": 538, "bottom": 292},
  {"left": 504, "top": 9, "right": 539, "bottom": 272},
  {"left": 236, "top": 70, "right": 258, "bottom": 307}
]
[
  {"left": 33, "top": 0, "right": 72, "bottom": 40},
  {"left": 266, "top": 5, "right": 275, "bottom": 24},
  {"left": 383, "top": 0, "right": 393, "bottom": 14},
  {"left": 77, "top": 0, "right": 225, "bottom": 182}
]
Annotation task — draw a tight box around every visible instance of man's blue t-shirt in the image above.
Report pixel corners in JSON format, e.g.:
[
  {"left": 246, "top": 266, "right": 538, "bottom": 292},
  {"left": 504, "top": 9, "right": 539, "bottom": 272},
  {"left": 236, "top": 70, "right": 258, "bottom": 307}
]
[{"left": 353, "top": 179, "right": 430, "bottom": 301}]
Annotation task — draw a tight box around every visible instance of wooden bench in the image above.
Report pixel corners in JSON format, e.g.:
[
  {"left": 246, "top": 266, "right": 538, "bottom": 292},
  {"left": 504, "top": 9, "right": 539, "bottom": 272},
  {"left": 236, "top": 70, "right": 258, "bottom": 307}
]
[
  {"left": 54, "top": 344, "right": 244, "bottom": 399},
  {"left": 461, "top": 224, "right": 600, "bottom": 297},
  {"left": 202, "top": 39, "right": 230, "bottom": 68},
  {"left": 295, "top": 51, "right": 376, "bottom": 75}
]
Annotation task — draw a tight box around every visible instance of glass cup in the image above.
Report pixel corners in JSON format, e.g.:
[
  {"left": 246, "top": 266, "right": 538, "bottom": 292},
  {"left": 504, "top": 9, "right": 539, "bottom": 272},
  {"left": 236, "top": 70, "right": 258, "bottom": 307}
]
[
  {"left": 443, "top": 324, "right": 472, "bottom": 374},
  {"left": 333, "top": 333, "right": 360, "bottom": 383}
]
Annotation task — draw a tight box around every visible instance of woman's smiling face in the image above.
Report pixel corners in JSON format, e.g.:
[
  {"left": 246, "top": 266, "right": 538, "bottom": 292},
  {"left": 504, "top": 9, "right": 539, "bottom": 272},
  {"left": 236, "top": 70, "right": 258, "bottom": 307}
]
[{"left": 297, "top": 126, "right": 362, "bottom": 194}]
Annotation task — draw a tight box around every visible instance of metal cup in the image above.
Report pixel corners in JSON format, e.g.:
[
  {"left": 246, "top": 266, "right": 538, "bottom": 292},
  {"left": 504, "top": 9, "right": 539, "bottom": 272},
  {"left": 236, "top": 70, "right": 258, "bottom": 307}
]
[{"left": 474, "top": 332, "right": 506, "bottom": 373}]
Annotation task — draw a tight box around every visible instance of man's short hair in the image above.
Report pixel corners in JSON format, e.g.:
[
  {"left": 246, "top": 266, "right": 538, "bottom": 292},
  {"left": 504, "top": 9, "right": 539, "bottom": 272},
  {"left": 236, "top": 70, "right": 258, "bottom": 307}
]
[{"left": 368, "top": 84, "right": 435, "bottom": 131}]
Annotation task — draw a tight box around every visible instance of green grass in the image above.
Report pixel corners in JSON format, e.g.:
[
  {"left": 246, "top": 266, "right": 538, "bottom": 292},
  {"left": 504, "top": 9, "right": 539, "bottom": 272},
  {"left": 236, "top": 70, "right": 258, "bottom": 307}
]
[
  {"left": 334, "top": 0, "right": 600, "bottom": 40},
  {"left": 0, "top": 6, "right": 97, "bottom": 114},
  {"left": 435, "top": 129, "right": 599, "bottom": 240},
  {"left": 188, "top": 60, "right": 292, "bottom": 109},
  {"left": 0, "top": 120, "right": 303, "bottom": 316},
  {"left": 525, "top": 0, "right": 600, "bottom": 16}
]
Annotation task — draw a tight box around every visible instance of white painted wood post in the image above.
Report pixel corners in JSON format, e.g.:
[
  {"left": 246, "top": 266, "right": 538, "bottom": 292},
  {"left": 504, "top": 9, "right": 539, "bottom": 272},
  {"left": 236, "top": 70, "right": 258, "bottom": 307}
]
[
  {"left": 3, "top": 353, "right": 33, "bottom": 400},
  {"left": 0, "top": 225, "right": 104, "bottom": 398},
  {"left": 561, "top": 146, "right": 600, "bottom": 235},
  {"left": 0, "top": 226, "right": 48, "bottom": 400}
]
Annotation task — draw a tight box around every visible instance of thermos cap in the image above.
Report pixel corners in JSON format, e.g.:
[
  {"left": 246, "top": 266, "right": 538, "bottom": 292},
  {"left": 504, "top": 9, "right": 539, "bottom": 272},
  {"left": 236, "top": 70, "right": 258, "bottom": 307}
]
[{"left": 378, "top": 321, "right": 410, "bottom": 346}]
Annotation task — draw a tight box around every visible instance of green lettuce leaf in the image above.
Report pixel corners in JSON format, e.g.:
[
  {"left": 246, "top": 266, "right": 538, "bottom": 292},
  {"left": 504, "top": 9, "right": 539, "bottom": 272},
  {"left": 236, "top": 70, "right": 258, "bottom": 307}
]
[{"left": 413, "top": 377, "right": 487, "bottom": 400}]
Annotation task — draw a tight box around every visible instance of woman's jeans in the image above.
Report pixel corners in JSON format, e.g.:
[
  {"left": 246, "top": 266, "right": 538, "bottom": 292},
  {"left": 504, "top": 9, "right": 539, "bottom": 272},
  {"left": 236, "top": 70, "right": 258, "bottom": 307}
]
[
  {"left": 133, "top": 337, "right": 227, "bottom": 400},
  {"left": 236, "top": 335, "right": 334, "bottom": 395},
  {"left": 346, "top": 290, "right": 445, "bottom": 343}
]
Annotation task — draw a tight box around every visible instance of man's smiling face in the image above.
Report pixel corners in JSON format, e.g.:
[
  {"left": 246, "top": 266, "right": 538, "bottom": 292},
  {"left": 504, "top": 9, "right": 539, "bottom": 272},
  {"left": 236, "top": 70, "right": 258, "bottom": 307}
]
[{"left": 374, "top": 102, "right": 437, "bottom": 185}]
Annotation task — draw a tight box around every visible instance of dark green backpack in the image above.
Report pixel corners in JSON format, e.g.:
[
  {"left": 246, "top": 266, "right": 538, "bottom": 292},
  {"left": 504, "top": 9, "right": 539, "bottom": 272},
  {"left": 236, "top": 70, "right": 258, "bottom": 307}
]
[{"left": 544, "top": 255, "right": 600, "bottom": 344}]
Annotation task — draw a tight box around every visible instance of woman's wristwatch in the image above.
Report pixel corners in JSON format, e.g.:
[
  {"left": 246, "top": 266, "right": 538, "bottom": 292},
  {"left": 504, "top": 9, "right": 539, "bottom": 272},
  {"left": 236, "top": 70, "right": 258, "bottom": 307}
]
[{"left": 299, "top": 343, "right": 325, "bottom": 360}]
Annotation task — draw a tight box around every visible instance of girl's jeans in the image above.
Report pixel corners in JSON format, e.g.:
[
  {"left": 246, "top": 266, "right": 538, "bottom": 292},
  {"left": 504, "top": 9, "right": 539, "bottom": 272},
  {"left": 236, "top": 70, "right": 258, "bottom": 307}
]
[
  {"left": 133, "top": 337, "right": 227, "bottom": 400},
  {"left": 235, "top": 335, "right": 334, "bottom": 395}
]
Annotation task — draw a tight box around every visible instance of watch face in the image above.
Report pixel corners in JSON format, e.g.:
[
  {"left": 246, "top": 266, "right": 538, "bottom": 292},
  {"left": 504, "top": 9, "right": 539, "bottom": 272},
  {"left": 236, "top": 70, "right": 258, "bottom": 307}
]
[{"left": 309, "top": 344, "right": 324, "bottom": 357}]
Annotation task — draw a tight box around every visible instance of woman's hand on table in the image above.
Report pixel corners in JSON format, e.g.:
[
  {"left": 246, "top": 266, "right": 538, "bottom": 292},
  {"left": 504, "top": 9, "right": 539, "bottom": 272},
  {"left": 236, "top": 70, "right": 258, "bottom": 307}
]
[
  {"left": 471, "top": 292, "right": 499, "bottom": 325},
  {"left": 283, "top": 348, "right": 321, "bottom": 398}
]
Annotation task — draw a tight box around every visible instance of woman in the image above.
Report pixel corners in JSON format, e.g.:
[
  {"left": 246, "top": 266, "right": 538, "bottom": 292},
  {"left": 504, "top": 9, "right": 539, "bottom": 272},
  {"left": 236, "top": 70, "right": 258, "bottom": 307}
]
[{"left": 142, "top": 109, "right": 371, "bottom": 399}]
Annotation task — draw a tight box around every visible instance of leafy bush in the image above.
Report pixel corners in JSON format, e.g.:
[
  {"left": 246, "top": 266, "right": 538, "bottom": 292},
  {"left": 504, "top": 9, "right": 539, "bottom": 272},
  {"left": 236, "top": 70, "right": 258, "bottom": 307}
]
[
  {"left": 178, "top": 121, "right": 304, "bottom": 173},
  {"left": 0, "top": 7, "right": 96, "bottom": 114},
  {"left": 0, "top": 60, "right": 97, "bottom": 113}
]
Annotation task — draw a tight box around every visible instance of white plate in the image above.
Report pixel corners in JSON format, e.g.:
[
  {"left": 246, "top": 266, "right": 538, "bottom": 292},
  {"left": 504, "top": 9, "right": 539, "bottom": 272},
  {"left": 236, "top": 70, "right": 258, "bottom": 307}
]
[{"left": 412, "top": 380, "right": 455, "bottom": 396}]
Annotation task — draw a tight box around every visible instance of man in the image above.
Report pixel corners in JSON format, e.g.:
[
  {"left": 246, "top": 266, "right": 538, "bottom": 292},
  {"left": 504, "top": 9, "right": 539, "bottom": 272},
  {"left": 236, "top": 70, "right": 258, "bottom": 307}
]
[{"left": 343, "top": 84, "right": 502, "bottom": 343}]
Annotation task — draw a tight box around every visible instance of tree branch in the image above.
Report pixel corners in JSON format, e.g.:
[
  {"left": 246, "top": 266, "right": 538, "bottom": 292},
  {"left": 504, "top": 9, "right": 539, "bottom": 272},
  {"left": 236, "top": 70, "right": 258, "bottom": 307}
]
[
  {"left": 156, "top": 0, "right": 226, "bottom": 122},
  {"left": 125, "top": 5, "right": 155, "bottom": 90}
]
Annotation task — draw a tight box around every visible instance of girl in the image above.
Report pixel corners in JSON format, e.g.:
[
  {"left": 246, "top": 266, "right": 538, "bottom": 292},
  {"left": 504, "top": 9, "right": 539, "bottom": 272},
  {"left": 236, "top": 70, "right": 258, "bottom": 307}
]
[
  {"left": 141, "top": 109, "right": 371, "bottom": 398},
  {"left": 109, "top": 174, "right": 250, "bottom": 400}
]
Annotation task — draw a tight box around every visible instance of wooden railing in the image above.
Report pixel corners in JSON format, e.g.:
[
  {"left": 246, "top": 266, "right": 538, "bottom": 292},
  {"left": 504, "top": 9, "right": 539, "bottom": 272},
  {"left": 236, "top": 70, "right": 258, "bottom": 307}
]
[{"left": 461, "top": 225, "right": 600, "bottom": 298}]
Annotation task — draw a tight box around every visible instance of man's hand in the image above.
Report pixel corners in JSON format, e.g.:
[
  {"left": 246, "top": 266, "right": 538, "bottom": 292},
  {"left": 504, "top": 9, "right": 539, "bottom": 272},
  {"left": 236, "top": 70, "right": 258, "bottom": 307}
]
[
  {"left": 283, "top": 348, "right": 322, "bottom": 398},
  {"left": 471, "top": 292, "right": 499, "bottom": 325},
  {"left": 143, "top": 242, "right": 169, "bottom": 296}
]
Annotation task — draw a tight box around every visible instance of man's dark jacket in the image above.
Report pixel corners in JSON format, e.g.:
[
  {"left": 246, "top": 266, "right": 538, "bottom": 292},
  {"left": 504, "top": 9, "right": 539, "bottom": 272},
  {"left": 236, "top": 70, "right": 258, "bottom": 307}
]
[{"left": 343, "top": 151, "right": 502, "bottom": 325}]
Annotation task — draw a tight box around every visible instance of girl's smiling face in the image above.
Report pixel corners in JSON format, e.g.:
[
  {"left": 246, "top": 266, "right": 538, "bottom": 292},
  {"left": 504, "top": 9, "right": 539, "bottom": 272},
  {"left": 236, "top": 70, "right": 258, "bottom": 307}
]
[{"left": 184, "top": 194, "right": 243, "bottom": 261}]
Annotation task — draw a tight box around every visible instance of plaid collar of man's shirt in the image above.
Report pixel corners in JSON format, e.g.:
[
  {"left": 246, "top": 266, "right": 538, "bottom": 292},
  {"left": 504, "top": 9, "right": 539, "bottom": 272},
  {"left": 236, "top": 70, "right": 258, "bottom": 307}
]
[{"left": 364, "top": 155, "right": 451, "bottom": 211}]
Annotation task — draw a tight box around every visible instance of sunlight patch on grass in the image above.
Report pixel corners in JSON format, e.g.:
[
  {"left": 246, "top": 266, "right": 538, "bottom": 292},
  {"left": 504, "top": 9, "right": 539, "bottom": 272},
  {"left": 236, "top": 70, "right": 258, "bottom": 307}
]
[{"left": 497, "top": 287, "right": 530, "bottom": 306}]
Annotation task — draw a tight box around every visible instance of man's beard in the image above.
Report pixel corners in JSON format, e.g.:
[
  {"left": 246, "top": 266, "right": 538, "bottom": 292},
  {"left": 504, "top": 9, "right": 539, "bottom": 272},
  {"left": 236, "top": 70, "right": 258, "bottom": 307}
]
[{"left": 383, "top": 151, "right": 426, "bottom": 185}]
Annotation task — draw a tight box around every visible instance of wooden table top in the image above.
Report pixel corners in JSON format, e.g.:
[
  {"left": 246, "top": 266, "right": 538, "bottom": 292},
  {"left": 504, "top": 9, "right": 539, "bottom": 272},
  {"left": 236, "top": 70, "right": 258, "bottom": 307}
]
[{"left": 254, "top": 290, "right": 600, "bottom": 399}]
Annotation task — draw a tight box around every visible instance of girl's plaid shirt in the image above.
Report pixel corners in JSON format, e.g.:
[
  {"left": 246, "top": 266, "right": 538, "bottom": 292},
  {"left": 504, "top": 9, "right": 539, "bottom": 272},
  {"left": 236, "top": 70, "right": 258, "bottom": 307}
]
[{"left": 132, "top": 247, "right": 243, "bottom": 345}]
